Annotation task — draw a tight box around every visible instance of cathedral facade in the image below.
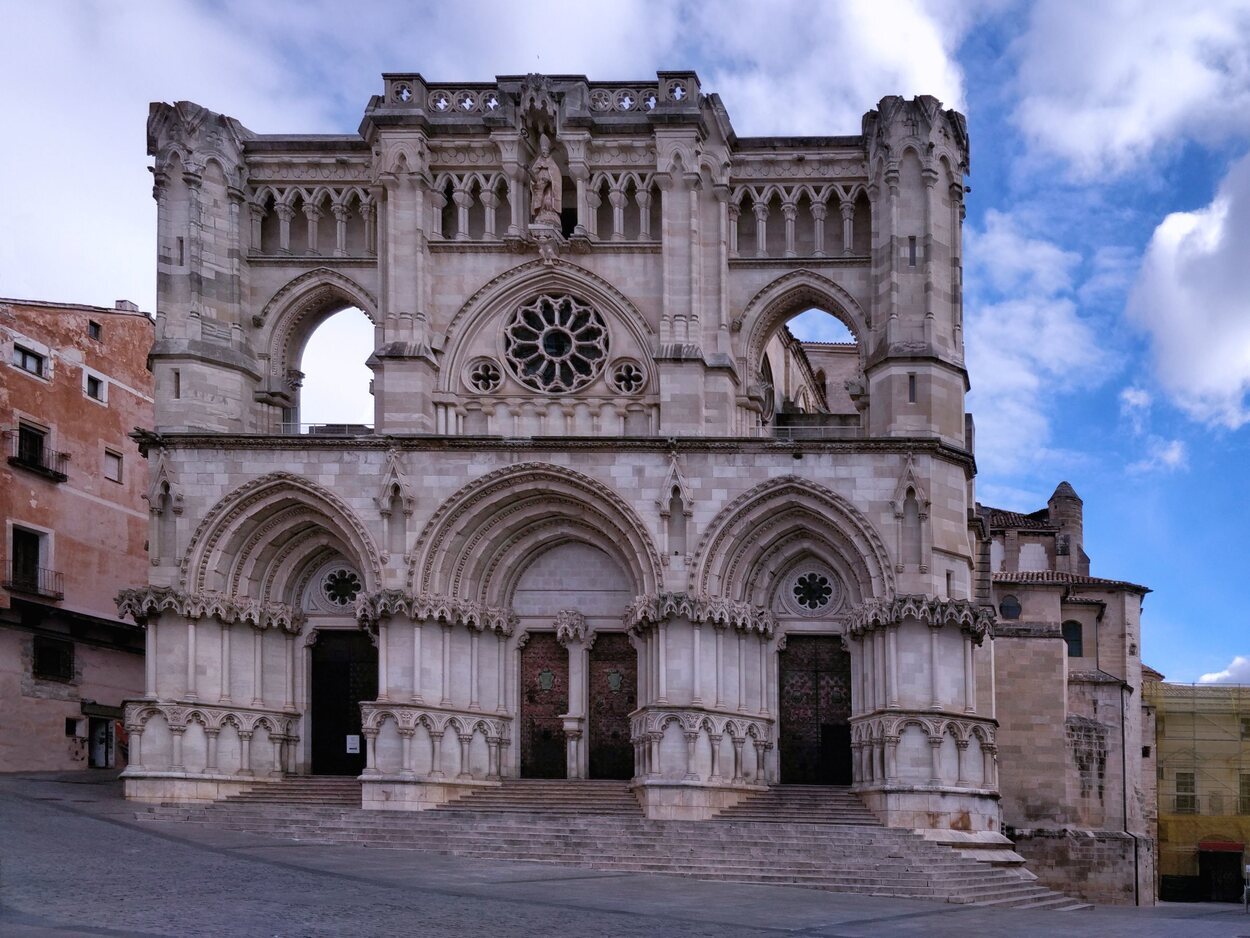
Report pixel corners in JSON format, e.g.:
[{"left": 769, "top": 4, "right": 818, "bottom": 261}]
[{"left": 118, "top": 72, "right": 1151, "bottom": 901}]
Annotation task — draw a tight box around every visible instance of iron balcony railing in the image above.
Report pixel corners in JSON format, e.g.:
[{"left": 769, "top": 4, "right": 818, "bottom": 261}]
[
  {"left": 278, "top": 422, "right": 374, "bottom": 437},
  {"left": 6, "top": 431, "right": 68, "bottom": 481},
  {"left": 3, "top": 564, "right": 65, "bottom": 600}
]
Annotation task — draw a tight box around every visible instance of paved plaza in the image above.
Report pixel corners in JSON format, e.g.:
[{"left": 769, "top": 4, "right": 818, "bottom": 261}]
[{"left": 0, "top": 773, "right": 1245, "bottom": 937}]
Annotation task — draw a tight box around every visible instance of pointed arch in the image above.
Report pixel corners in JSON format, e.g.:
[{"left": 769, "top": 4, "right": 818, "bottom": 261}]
[
  {"left": 181, "top": 471, "right": 382, "bottom": 601},
  {"left": 735, "top": 269, "right": 869, "bottom": 376},
  {"left": 691, "top": 476, "right": 893, "bottom": 607},
  {"left": 409, "top": 462, "right": 662, "bottom": 605}
]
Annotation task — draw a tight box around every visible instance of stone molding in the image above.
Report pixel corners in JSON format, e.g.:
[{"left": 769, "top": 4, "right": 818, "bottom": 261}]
[
  {"left": 124, "top": 700, "right": 297, "bottom": 738},
  {"left": 354, "top": 589, "right": 517, "bottom": 635},
  {"left": 629, "top": 706, "right": 773, "bottom": 744},
  {"left": 622, "top": 591, "right": 776, "bottom": 636},
  {"left": 849, "top": 595, "right": 993, "bottom": 643},
  {"left": 849, "top": 710, "right": 997, "bottom": 747},
  {"left": 116, "top": 586, "right": 304, "bottom": 633},
  {"left": 360, "top": 702, "right": 511, "bottom": 741}
]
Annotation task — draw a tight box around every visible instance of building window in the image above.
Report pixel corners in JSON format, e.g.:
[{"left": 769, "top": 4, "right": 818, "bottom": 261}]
[
  {"left": 1240, "top": 717, "right": 1250, "bottom": 739},
  {"left": 13, "top": 345, "right": 45, "bottom": 377},
  {"left": 1062, "top": 620, "right": 1084, "bottom": 657},
  {"left": 1240, "top": 774, "right": 1250, "bottom": 815},
  {"left": 998, "top": 595, "right": 1021, "bottom": 619},
  {"left": 33, "top": 635, "right": 74, "bottom": 682},
  {"left": 16, "top": 423, "right": 46, "bottom": 465},
  {"left": 9, "top": 423, "right": 67, "bottom": 481},
  {"left": 1175, "top": 771, "right": 1196, "bottom": 814},
  {"left": 5, "top": 527, "right": 62, "bottom": 599},
  {"left": 88, "top": 320, "right": 102, "bottom": 341},
  {"left": 85, "top": 373, "right": 106, "bottom": 402},
  {"left": 104, "top": 450, "right": 123, "bottom": 483},
  {"left": 907, "top": 373, "right": 917, "bottom": 403}
]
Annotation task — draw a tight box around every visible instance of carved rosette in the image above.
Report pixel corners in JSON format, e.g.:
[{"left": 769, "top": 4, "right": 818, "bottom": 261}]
[
  {"left": 848, "top": 595, "right": 994, "bottom": 644},
  {"left": 116, "top": 587, "right": 305, "bottom": 634},
  {"left": 623, "top": 591, "right": 775, "bottom": 636}
]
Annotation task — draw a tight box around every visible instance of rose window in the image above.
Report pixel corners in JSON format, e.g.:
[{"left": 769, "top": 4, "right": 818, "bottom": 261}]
[
  {"left": 609, "top": 360, "right": 646, "bottom": 394},
  {"left": 322, "top": 569, "right": 362, "bottom": 607},
  {"left": 467, "top": 358, "right": 503, "bottom": 393},
  {"left": 792, "top": 572, "right": 833, "bottom": 611},
  {"left": 503, "top": 295, "right": 609, "bottom": 393}
]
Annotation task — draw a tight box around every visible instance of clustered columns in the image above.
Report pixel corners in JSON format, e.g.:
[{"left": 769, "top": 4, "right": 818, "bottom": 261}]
[
  {"left": 554, "top": 610, "right": 592, "bottom": 780},
  {"left": 728, "top": 187, "right": 865, "bottom": 259},
  {"left": 845, "top": 596, "right": 1001, "bottom": 829}
]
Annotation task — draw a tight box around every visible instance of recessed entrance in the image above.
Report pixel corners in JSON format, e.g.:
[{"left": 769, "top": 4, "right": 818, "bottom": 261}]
[
  {"left": 588, "top": 633, "right": 637, "bottom": 779},
  {"left": 520, "top": 632, "right": 568, "bottom": 778},
  {"left": 310, "top": 630, "right": 377, "bottom": 776},
  {"left": 778, "top": 635, "right": 853, "bottom": 784}
]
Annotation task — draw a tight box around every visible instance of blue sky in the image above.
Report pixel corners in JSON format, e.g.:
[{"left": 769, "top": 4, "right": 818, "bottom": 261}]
[{"left": 3, "top": 1, "right": 1248, "bottom": 682}]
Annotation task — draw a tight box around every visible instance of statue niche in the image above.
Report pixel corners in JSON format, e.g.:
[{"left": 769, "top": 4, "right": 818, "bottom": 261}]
[{"left": 529, "top": 134, "right": 563, "bottom": 227}]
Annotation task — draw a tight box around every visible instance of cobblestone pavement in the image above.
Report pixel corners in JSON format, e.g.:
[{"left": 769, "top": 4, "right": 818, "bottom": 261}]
[{"left": 1, "top": 773, "right": 1247, "bottom": 937}]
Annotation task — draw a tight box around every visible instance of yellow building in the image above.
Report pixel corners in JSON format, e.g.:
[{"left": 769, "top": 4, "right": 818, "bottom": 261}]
[{"left": 1145, "top": 676, "right": 1250, "bottom": 901}]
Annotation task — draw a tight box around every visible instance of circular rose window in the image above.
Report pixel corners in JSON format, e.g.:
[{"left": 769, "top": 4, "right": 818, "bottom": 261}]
[
  {"left": 781, "top": 566, "right": 842, "bottom": 617},
  {"left": 321, "top": 569, "right": 362, "bottom": 606},
  {"left": 503, "top": 294, "right": 608, "bottom": 393}
]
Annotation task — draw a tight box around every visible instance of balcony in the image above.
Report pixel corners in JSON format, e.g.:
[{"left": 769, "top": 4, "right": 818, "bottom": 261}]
[
  {"left": 278, "top": 422, "right": 373, "bottom": 437},
  {"left": 6, "top": 432, "right": 69, "bottom": 482},
  {"left": 3, "top": 564, "right": 65, "bottom": 600}
]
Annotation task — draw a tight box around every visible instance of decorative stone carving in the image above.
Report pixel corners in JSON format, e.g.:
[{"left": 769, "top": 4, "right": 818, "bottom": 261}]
[
  {"left": 116, "top": 586, "right": 305, "bottom": 633},
  {"left": 528, "top": 135, "right": 562, "bottom": 226},
  {"left": 553, "top": 609, "right": 590, "bottom": 646},
  {"left": 849, "top": 595, "right": 994, "bottom": 643},
  {"left": 623, "top": 592, "right": 775, "bottom": 636},
  {"left": 354, "top": 589, "right": 517, "bottom": 635}
]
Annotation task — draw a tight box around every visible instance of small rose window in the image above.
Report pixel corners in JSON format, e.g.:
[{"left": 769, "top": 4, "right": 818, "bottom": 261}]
[
  {"left": 322, "top": 569, "right": 362, "bottom": 606},
  {"left": 792, "top": 572, "right": 834, "bottom": 610}
]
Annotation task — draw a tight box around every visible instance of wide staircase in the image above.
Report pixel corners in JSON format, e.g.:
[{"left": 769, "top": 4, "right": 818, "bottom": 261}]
[{"left": 136, "top": 779, "right": 1089, "bottom": 910}]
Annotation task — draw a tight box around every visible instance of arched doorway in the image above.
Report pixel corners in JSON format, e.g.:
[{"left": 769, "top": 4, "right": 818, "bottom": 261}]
[
  {"left": 587, "top": 633, "right": 636, "bottom": 779},
  {"left": 778, "top": 635, "right": 853, "bottom": 784}
]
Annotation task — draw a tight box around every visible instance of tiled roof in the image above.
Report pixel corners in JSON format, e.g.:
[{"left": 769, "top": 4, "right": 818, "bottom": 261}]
[
  {"left": 992, "top": 570, "right": 1150, "bottom": 594},
  {"left": 977, "top": 504, "right": 1056, "bottom": 531}
]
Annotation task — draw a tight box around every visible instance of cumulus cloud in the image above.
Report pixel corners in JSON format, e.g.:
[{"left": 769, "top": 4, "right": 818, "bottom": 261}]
[
  {"left": 964, "top": 211, "right": 1107, "bottom": 475},
  {"left": 1126, "top": 437, "right": 1188, "bottom": 474},
  {"left": 1199, "top": 655, "right": 1250, "bottom": 683},
  {"left": 1011, "top": 0, "right": 1250, "bottom": 176},
  {"left": 1127, "top": 152, "right": 1250, "bottom": 427}
]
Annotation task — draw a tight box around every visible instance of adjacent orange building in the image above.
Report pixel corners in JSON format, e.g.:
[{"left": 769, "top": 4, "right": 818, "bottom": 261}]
[{"left": 1, "top": 298, "right": 153, "bottom": 770}]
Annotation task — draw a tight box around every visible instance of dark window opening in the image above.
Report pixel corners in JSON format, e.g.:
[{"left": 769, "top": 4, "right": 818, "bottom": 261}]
[
  {"left": 172, "top": 369, "right": 181, "bottom": 399},
  {"left": 86, "top": 374, "right": 104, "bottom": 401},
  {"left": 17, "top": 424, "right": 45, "bottom": 465},
  {"left": 908, "top": 235, "right": 917, "bottom": 266},
  {"left": 907, "top": 373, "right": 917, "bottom": 403},
  {"left": 13, "top": 345, "right": 45, "bottom": 376},
  {"left": 34, "top": 635, "right": 74, "bottom": 682},
  {"left": 176, "top": 237, "right": 185, "bottom": 266},
  {"left": 998, "top": 595, "right": 1021, "bottom": 620},
  {"left": 65, "top": 717, "right": 78, "bottom": 736},
  {"left": 1062, "top": 620, "right": 1084, "bottom": 658},
  {"left": 87, "top": 320, "right": 102, "bottom": 341}
]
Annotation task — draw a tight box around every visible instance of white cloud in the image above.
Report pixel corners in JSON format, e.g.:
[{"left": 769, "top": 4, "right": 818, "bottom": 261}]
[
  {"left": 1118, "top": 386, "right": 1152, "bottom": 434},
  {"left": 1011, "top": 0, "right": 1250, "bottom": 176},
  {"left": 1127, "top": 151, "right": 1250, "bottom": 428},
  {"left": 965, "top": 211, "right": 1107, "bottom": 475},
  {"left": 1126, "top": 437, "right": 1188, "bottom": 474},
  {"left": 1199, "top": 654, "right": 1250, "bottom": 684}
]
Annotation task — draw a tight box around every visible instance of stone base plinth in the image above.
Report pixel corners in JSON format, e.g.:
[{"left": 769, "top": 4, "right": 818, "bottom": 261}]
[
  {"left": 361, "top": 776, "right": 498, "bottom": 811},
  {"left": 122, "top": 770, "right": 262, "bottom": 803},
  {"left": 631, "top": 779, "right": 764, "bottom": 820},
  {"left": 1008, "top": 827, "right": 1155, "bottom": 906},
  {"left": 858, "top": 784, "right": 1001, "bottom": 832}
]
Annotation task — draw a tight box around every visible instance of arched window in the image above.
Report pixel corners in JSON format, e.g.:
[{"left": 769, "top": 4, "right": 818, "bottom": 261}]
[
  {"left": 998, "top": 595, "right": 1021, "bottom": 620},
  {"left": 1062, "top": 620, "right": 1084, "bottom": 658},
  {"left": 296, "top": 307, "right": 374, "bottom": 431}
]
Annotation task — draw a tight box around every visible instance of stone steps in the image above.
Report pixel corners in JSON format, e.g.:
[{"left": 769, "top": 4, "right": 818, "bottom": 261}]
[
  {"left": 221, "top": 776, "right": 362, "bottom": 806},
  {"left": 137, "top": 780, "right": 1089, "bottom": 910}
]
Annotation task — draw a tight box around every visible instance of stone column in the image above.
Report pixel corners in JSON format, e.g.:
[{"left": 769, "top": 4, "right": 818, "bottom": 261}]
[
  {"left": 886, "top": 626, "right": 899, "bottom": 708},
  {"left": 657, "top": 622, "right": 668, "bottom": 704},
  {"left": 360, "top": 201, "right": 377, "bottom": 255},
  {"left": 169, "top": 726, "right": 185, "bottom": 771},
  {"left": 363, "top": 728, "right": 379, "bottom": 775},
  {"left": 608, "top": 185, "right": 627, "bottom": 240},
  {"left": 332, "top": 203, "right": 349, "bottom": 256},
  {"left": 377, "top": 621, "right": 390, "bottom": 701},
  {"left": 457, "top": 733, "right": 473, "bottom": 779},
  {"left": 929, "top": 624, "right": 942, "bottom": 709},
  {"left": 636, "top": 188, "right": 652, "bottom": 240},
  {"left": 429, "top": 731, "right": 445, "bottom": 778},
  {"left": 928, "top": 735, "right": 943, "bottom": 785},
  {"left": 495, "top": 631, "right": 508, "bottom": 716},
  {"left": 963, "top": 632, "right": 977, "bottom": 713},
  {"left": 886, "top": 734, "right": 899, "bottom": 782},
  {"left": 144, "top": 622, "right": 158, "bottom": 699},
  {"left": 732, "top": 737, "right": 745, "bottom": 782},
  {"left": 683, "top": 731, "right": 699, "bottom": 781},
  {"left": 648, "top": 733, "right": 662, "bottom": 778},
  {"left": 708, "top": 734, "right": 723, "bottom": 782},
  {"left": 452, "top": 185, "right": 472, "bottom": 240},
  {"left": 781, "top": 201, "right": 797, "bottom": 257},
  {"left": 955, "top": 738, "right": 970, "bottom": 786},
  {"left": 480, "top": 190, "right": 499, "bottom": 239},
  {"left": 302, "top": 203, "right": 322, "bottom": 254},
  {"left": 758, "top": 634, "right": 770, "bottom": 716},
  {"left": 274, "top": 203, "right": 294, "bottom": 254},
  {"left": 727, "top": 202, "right": 740, "bottom": 258},
  {"left": 399, "top": 727, "right": 415, "bottom": 777},
  {"left": 469, "top": 628, "right": 480, "bottom": 710},
  {"left": 841, "top": 199, "right": 855, "bottom": 256},
  {"left": 129, "top": 727, "right": 143, "bottom": 770},
  {"left": 269, "top": 735, "right": 283, "bottom": 778},
  {"left": 283, "top": 633, "right": 294, "bottom": 710},
  {"left": 752, "top": 200, "right": 768, "bottom": 257},
  {"left": 251, "top": 628, "right": 264, "bottom": 707},
  {"left": 220, "top": 623, "right": 232, "bottom": 703},
  {"left": 691, "top": 623, "right": 703, "bottom": 706},
  {"left": 237, "top": 731, "right": 253, "bottom": 776},
  {"left": 185, "top": 619, "right": 197, "bottom": 700},
  {"left": 440, "top": 624, "right": 452, "bottom": 707},
  {"left": 411, "top": 620, "right": 424, "bottom": 704},
  {"left": 487, "top": 737, "right": 501, "bottom": 780},
  {"left": 810, "top": 201, "right": 827, "bottom": 257}
]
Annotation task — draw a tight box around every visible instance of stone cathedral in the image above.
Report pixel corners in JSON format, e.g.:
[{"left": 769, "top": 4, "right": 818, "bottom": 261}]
[{"left": 118, "top": 72, "right": 1154, "bottom": 903}]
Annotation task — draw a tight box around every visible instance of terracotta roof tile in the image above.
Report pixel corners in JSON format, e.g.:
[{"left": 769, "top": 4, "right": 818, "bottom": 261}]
[
  {"left": 992, "top": 570, "right": 1150, "bottom": 594},
  {"left": 977, "top": 504, "right": 1056, "bottom": 531}
]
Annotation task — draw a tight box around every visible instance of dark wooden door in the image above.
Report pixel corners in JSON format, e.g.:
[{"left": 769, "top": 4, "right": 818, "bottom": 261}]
[
  {"left": 588, "top": 632, "right": 637, "bottom": 779},
  {"left": 1199, "top": 850, "right": 1244, "bottom": 902},
  {"left": 310, "top": 630, "right": 377, "bottom": 776},
  {"left": 520, "top": 632, "right": 568, "bottom": 778},
  {"left": 779, "top": 635, "right": 853, "bottom": 784}
]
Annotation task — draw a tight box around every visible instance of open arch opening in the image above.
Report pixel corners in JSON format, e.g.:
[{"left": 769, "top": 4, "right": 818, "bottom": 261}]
[
  {"left": 758, "top": 306, "right": 861, "bottom": 437},
  {"left": 292, "top": 307, "right": 375, "bottom": 432}
]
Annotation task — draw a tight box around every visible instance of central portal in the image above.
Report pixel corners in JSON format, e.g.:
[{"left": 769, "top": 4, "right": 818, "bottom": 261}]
[
  {"left": 310, "top": 630, "right": 378, "bottom": 776},
  {"left": 588, "top": 632, "right": 637, "bottom": 779},
  {"left": 778, "top": 635, "right": 853, "bottom": 784}
]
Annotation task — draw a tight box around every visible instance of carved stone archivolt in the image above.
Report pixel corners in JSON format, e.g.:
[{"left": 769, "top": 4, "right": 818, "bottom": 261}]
[
  {"left": 354, "top": 589, "right": 517, "bottom": 635},
  {"left": 116, "top": 586, "right": 304, "bottom": 633},
  {"left": 623, "top": 592, "right": 775, "bottom": 636},
  {"left": 125, "top": 700, "right": 296, "bottom": 738},
  {"left": 849, "top": 595, "right": 994, "bottom": 643}
]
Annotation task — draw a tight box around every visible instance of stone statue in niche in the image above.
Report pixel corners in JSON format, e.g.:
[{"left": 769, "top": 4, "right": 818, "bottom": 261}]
[{"left": 528, "top": 134, "right": 562, "bottom": 226}]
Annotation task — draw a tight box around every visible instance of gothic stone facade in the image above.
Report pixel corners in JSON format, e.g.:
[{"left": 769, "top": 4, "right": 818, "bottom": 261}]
[{"left": 117, "top": 72, "right": 1149, "bottom": 901}]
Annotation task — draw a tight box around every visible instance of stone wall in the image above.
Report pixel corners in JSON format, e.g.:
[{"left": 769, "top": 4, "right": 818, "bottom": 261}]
[{"left": 1010, "top": 828, "right": 1155, "bottom": 906}]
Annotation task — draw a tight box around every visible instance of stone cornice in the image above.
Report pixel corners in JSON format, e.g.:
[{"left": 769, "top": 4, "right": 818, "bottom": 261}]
[
  {"left": 115, "top": 587, "right": 304, "bottom": 633},
  {"left": 849, "top": 595, "right": 994, "bottom": 643},
  {"left": 354, "top": 589, "right": 516, "bottom": 635},
  {"left": 623, "top": 592, "right": 775, "bottom": 635},
  {"left": 130, "top": 431, "right": 977, "bottom": 473}
]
